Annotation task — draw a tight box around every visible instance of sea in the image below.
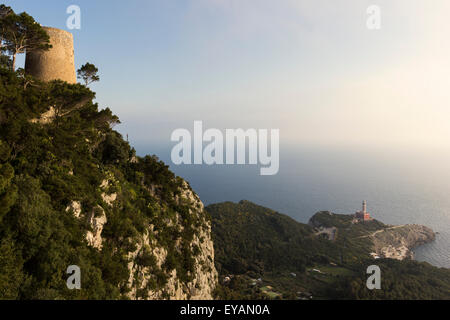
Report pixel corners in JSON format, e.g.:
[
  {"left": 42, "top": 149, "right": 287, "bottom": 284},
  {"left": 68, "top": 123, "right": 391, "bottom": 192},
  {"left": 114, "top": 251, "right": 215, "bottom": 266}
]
[{"left": 137, "top": 144, "right": 450, "bottom": 269}]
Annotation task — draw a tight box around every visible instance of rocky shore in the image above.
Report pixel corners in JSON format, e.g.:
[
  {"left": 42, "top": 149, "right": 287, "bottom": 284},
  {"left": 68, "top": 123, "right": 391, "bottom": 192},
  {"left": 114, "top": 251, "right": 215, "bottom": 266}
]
[
  {"left": 370, "top": 224, "right": 436, "bottom": 260},
  {"left": 308, "top": 211, "right": 436, "bottom": 262}
]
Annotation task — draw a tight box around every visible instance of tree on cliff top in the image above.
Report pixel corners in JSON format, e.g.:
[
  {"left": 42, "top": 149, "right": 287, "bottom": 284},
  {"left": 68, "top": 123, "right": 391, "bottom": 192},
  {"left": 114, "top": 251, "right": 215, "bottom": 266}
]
[
  {"left": 0, "top": 8, "right": 51, "bottom": 71},
  {"left": 0, "top": 5, "right": 13, "bottom": 18},
  {"left": 77, "top": 63, "right": 100, "bottom": 86},
  {"left": 0, "top": 5, "right": 13, "bottom": 56}
]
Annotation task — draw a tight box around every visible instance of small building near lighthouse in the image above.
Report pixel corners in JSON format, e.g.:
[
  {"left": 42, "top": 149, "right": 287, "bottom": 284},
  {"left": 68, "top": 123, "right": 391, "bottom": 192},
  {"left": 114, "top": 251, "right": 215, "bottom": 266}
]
[{"left": 355, "top": 200, "right": 372, "bottom": 221}]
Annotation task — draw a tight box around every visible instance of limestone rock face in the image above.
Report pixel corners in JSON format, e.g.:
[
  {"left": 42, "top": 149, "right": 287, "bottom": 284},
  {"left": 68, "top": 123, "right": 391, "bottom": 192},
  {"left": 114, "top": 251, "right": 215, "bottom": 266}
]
[
  {"left": 85, "top": 206, "right": 107, "bottom": 250},
  {"left": 30, "top": 97, "right": 92, "bottom": 125},
  {"left": 66, "top": 200, "right": 82, "bottom": 218},
  {"left": 67, "top": 177, "right": 218, "bottom": 299},
  {"left": 30, "top": 107, "right": 56, "bottom": 125},
  {"left": 66, "top": 201, "right": 107, "bottom": 250},
  {"left": 127, "top": 181, "right": 218, "bottom": 300},
  {"left": 309, "top": 211, "right": 436, "bottom": 261},
  {"left": 371, "top": 224, "right": 436, "bottom": 260},
  {"left": 101, "top": 179, "right": 117, "bottom": 207}
]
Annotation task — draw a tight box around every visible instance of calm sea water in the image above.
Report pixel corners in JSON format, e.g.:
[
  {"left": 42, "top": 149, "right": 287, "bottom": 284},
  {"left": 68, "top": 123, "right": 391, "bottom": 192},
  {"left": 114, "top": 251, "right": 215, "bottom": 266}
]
[{"left": 138, "top": 144, "right": 450, "bottom": 269}]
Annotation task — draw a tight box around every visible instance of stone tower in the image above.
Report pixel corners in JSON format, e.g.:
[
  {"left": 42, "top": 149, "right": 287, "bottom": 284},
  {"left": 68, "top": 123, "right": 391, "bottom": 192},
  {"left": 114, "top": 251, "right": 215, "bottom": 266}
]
[{"left": 25, "top": 27, "right": 76, "bottom": 84}]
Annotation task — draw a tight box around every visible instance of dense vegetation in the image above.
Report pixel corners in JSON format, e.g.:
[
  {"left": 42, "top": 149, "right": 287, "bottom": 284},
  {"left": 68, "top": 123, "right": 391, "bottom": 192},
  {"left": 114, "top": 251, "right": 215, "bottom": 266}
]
[
  {"left": 0, "top": 4, "right": 52, "bottom": 71},
  {"left": 209, "top": 201, "right": 450, "bottom": 299},
  {"left": 1, "top": 4, "right": 448, "bottom": 301},
  {"left": 209, "top": 201, "right": 341, "bottom": 276},
  {"left": 0, "top": 43, "right": 205, "bottom": 299}
]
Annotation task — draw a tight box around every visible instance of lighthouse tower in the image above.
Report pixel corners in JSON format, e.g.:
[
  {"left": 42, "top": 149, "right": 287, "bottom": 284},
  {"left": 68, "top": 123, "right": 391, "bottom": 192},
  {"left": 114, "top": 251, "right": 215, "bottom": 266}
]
[{"left": 355, "top": 200, "right": 371, "bottom": 221}]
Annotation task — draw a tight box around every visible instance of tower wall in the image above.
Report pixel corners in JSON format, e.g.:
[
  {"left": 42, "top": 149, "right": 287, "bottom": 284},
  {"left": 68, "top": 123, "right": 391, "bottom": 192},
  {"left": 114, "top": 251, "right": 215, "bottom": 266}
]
[{"left": 25, "top": 27, "right": 76, "bottom": 84}]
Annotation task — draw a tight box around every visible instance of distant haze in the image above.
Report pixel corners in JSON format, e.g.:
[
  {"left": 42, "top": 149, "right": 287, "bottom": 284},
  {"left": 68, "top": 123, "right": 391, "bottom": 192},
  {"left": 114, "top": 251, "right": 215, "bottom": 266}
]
[
  {"left": 7, "top": 0, "right": 450, "bottom": 151},
  {"left": 141, "top": 144, "right": 450, "bottom": 268},
  {"left": 7, "top": 0, "right": 450, "bottom": 268}
]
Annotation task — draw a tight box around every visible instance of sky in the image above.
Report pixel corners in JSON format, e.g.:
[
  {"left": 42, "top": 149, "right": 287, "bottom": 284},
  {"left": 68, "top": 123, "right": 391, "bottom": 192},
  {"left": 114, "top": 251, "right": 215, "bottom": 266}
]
[{"left": 5, "top": 0, "right": 450, "bottom": 153}]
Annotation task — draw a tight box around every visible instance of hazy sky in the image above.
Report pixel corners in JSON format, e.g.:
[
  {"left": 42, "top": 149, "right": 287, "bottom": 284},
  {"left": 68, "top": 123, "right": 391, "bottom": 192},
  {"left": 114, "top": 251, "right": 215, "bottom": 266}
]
[{"left": 6, "top": 0, "right": 450, "bottom": 151}]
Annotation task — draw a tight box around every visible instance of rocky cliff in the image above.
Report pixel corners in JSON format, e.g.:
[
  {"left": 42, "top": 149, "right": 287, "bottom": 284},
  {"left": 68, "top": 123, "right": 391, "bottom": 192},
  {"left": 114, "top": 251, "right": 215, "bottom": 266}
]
[
  {"left": 370, "top": 224, "right": 435, "bottom": 260},
  {"left": 308, "top": 211, "right": 436, "bottom": 261},
  {"left": 126, "top": 181, "right": 218, "bottom": 300},
  {"left": 0, "top": 66, "right": 218, "bottom": 300},
  {"left": 67, "top": 176, "right": 218, "bottom": 300}
]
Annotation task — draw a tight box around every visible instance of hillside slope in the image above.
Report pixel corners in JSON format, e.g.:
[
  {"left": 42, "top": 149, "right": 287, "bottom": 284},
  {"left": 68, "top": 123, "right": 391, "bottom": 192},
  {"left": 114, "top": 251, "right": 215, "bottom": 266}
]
[
  {"left": 208, "top": 201, "right": 450, "bottom": 300},
  {"left": 309, "top": 211, "right": 435, "bottom": 260},
  {"left": 0, "top": 67, "right": 217, "bottom": 299},
  {"left": 209, "top": 200, "right": 340, "bottom": 275}
]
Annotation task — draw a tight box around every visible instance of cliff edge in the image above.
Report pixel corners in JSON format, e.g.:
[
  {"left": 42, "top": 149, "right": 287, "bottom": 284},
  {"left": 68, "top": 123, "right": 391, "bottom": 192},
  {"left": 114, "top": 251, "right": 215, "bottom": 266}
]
[
  {"left": 0, "top": 67, "right": 218, "bottom": 300},
  {"left": 308, "top": 211, "right": 436, "bottom": 261},
  {"left": 368, "top": 224, "right": 435, "bottom": 260}
]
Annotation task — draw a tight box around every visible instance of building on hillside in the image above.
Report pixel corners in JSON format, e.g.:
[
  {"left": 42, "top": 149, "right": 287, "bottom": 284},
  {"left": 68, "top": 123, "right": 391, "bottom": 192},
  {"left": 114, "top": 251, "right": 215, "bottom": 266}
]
[{"left": 355, "top": 200, "right": 372, "bottom": 221}]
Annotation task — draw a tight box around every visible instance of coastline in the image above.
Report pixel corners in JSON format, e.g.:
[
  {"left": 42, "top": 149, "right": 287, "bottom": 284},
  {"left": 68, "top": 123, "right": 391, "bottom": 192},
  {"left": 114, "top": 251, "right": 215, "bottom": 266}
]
[
  {"left": 371, "top": 224, "right": 436, "bottom": 261},
  {"left": 309, "top": 212, "right": 437, "bottom": 263}
]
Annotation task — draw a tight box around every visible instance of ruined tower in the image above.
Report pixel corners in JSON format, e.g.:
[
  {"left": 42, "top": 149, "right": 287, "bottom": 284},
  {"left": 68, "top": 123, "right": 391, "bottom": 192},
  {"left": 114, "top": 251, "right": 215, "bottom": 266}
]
[{"left": 25, "top": 27, "right": 76, "bottom": 84}]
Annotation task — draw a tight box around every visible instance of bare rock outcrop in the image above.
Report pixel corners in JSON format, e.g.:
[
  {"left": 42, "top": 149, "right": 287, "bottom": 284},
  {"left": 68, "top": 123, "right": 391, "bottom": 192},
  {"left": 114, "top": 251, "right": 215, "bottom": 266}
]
[
  {"left": 371, "top": 224, "right": 435, "bottom": 260},
  {"left": 85, "top": 206, "right": 107, "bottom": 250},
  {"left": 66, "top": 176, "right": 217, "bottom": 299},
  {"left": 127, "top": 181, "right": 218, "bottom": 300},
  {"left": 308, "top": 211, "right": 436, "bottom": 261},
  {"left": 65, "top": 201, "right": 107, "bottom": 250}
]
